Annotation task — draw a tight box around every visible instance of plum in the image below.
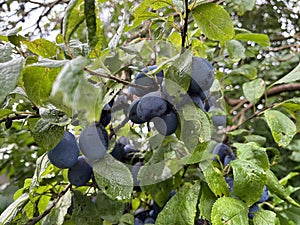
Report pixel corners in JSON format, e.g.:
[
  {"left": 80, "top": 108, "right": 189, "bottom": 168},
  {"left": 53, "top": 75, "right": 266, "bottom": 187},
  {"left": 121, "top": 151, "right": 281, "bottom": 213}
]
[
  {"left": 212, "top": 143, "right": 232, "bottom": 164},
  {"left": 79, "top": 124, "right": 109, "bottom": 161},
  {"left": 68, "top": 156, "right": 93, "bottom": 186},
  {"left": 223, "top": 152, "right": 236, "bottom": 167},
  {"left": 136, "top": 91, "right": 168, "bottom": 122},
  {"left": 152, "top": 109, "right": 178, "bottom": 136},
  {"left": 132, "top": 65, "right": 164, "bottom": 97},
  {"left": 248, "top": 204, "right": 259, "bottom": 218},
  {"left": 128, "top": 99, "right": 147, "bottom": 124},
  {"left": 188, "top": 57, "right": 214, "bottom": 94},
  {"left": 48, "top": 131, "right": 79, "bottom": 169},
  {"left": 99, "top": 103, "right": 112, "bottom": 127}
]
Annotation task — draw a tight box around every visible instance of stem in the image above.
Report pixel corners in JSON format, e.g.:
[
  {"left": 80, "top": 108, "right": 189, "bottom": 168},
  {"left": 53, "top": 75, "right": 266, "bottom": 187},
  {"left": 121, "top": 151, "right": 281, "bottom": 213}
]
[
  {"left": 84, "top": 67, "right": 147, "bottom": 90},
  {"left": 181, "top": 0, "right": 189, "bottom": 54},
  {"left": 26, "top": 183, "right": 72, "bottom": 225},
  {"left": 0, "top": 114, "right": 40, "bottom": 124}
]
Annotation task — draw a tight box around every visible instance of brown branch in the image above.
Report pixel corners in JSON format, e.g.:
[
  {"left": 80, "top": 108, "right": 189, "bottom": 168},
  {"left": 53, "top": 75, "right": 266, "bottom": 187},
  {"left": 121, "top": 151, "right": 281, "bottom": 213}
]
[
  {"left": 226, "top": 83, "right": 300, "bottom": 106},
  {"left": 226, "top": 83, "right": 300, "bottom": 131},
  {"left": 268, "top": 44, "right": 300, "bottom": 52},
  {"left": 26, "top": 183, "right": 72, "bottom": 225},
  {"left": 84, "top": 67, "right": 148, "bottom": 90},
  {"left": 0, "top": 114, "right": 40, "bottom": 124},
  {"left": 181, "top": 0, "right": 189, "bottom": 54},
  {"left": 126, "top": 20, "right": 151, "bottom": 43}
]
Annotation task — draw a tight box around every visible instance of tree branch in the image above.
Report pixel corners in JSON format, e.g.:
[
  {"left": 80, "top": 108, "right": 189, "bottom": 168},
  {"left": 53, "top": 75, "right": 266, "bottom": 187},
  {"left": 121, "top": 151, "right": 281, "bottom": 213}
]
[
  {"left": 226, "top": 83, "right": 300, "bottom": 106},
  {"left": 0, "top": 114, "right": 40, "bottom": 124},
  {"left": 181, "top": 0, "right": 189, "bottom": 54},
  {"left": 26, "top": 183, "right": 72, "bottom": 225},
  {"left": 84, "top": 67, "right": 148, "bottom": 90}
]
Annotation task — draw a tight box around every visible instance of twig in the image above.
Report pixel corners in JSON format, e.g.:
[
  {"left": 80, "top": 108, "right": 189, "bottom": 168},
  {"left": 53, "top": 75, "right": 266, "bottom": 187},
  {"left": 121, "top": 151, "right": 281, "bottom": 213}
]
[
  {"left": 0, "top": 114, "right": 40, "bottom": 124},
  {"left": 181, "top": 0, "right": 189, "bottom": 54},
  {"left": 225, "top": 83, "right": 300, "bottom": 106},
  {"left": 26, "top": 183, "right": 72, "bottom": 225},
  {"left": 84, "top": 67, "right": 148, "bottom": 90}
]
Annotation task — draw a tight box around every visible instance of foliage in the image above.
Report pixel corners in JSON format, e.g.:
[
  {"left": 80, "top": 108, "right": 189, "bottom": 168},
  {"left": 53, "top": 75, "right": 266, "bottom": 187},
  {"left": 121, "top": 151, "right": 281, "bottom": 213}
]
[{"left": 0, "top": 0, "right": 300, "bottom": 225}]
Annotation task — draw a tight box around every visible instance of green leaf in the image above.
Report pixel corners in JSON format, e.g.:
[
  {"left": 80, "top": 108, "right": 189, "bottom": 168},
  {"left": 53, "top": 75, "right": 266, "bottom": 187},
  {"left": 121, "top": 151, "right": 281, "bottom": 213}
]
[
  {"left": 42, "top": 189, "right": 72, "bottom": 225},
  {"left": 271, "top": 63, "right": 300, "bottom": 87},
  {"left": 243, "top": 135, "right": 266, "bottom": 146},
  {"left": 201, "top": 163, "right": 229, "bottom": 197},
  {"left": 165, "top": 51, "right": 192, "bottom": 95},
  {"left": 39, "top": 108, "right": 71, "bottom": 126},
  {"left": 192, "top": 3, "right": 234, "bottom": 41},
  {"left": 180, "top": 103, "right": 212, "bottom": 150},
  {"left": 0, "top": 109, "right": 13, "bottom": 120},
  {"left": 93, "top": 154, "right": 133, "bottom": 202},
  {"left": 156, "top": 182, "right": 200, "bottom": 225},
  {"left": 51, "top": 56, "right": 102, "bottom": 122},
  {"left": 84, "top": 0, "right": 98, "bottom": 49},
  {"left": 235, "top": 33, "right": 270, "bottom": 46},
  {"left": 30, "top": 153, "right": 51, "bottom": 191},
  {"left": 72, "top": 190, "right": 102, "bottom": 225},
  {"left": 231, "top": 159, "right": 267, "bottom": 206},
  {"left": 0, "top": 193, "right": 29, "bottom": 224},
  {"left": 230, "top": 64, "right": 257, "bottom": 80},
  {"left": 0, "top": 58, "right": 24, "bottom": 104},
  {"left": 63, "top": 0, "right": 85, "bottom": 43},
  {"left": 33, "top": 119, "right": 65, "bottom": 150},
  {"left": 95, "top": 191, "right": 124, "bottom": 223},
  {"left": 264, "top": 110, "right": 297, "bottom": 147},
  {"left": 199, "top": 182, "right": 217, "bottom": 220},
  {"left": 119, "top": 213, "right": 134, "bottom": 225},
  {"left": 226, "top": 40, "right": 245, "bottom": 61},
  {"left": 266, "top": 170, "right": 300, "bottom": 207},
  {"left": 23, "top": 66, "right": 60, "bottom": 105},
  {"left": 233, "top": 142, "right": 270, "bottom": 170},
  {"left": 242, "top": 78, "right": 266, "bottom": 104},
  {"left": 228, "top": 0, "right": 256, "bottom": 15},
  {"left": 0, "top": 43, "right": 13, "bottom": 63},
  {"left": 22, "top": 39, "right": 60, "bottom": 58},
  {"left": 211, "top": 197, "right": 249, "bottom": 225},
  {"left": 141, "top": 179, "right": 173, "bottom": 207}
]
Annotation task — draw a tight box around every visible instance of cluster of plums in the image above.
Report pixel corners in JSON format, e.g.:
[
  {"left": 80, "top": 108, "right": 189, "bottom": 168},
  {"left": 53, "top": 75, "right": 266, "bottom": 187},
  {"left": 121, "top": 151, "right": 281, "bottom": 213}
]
[
  {"left": 212, "top": 143, "right": 269, "bottom": 219},
  {"left": 128, "top": 57, "right": 215, "bottom": 135}
]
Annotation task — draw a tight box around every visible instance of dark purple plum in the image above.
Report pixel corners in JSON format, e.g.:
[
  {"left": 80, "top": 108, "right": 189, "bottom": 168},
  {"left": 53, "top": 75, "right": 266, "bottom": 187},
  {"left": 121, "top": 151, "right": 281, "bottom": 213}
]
[
  {"left": 152, "top": 109, "right": 178, "bottom": 136},
  {"left": 48, "top": 131, "right": 79, "bottom": 169},
  {"left": 136, "top": 91, "right": 168, "bottom": 122},
  {"left": 79, "top": 124, "right": 109, "bottom": 161},
  {"left": 68, "top": 156, "right": 93, "bottom": 186},
  {"left": 188, "top": 57, "right": 214, "bottom": 94},
  {"left": 128, "top": 99, "right": 146, "bottom": 124},
  {"left": 248, "top": 204, "right": 259, "bottom": 219}
]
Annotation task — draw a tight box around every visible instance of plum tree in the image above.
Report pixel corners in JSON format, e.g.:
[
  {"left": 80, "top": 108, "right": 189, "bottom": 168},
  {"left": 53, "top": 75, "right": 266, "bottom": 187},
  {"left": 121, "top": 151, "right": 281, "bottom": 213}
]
[
  {"left": 68, "top": 156, "right": 93, "bottom": 186},
  {"left": 188, "top": 57, "right": 214, "bottom": 95},
  {"left": 47, "top": 131, "right": 79, "bottom": 169},
  {"left": 136, "top": 91, "right": 168, "bottom": 121},
  {"left": 79, "top": 124, "right": 109, "bottom": 161},
  {"left": 152, "top": 108, "right": 178, "bottom": 136}
]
